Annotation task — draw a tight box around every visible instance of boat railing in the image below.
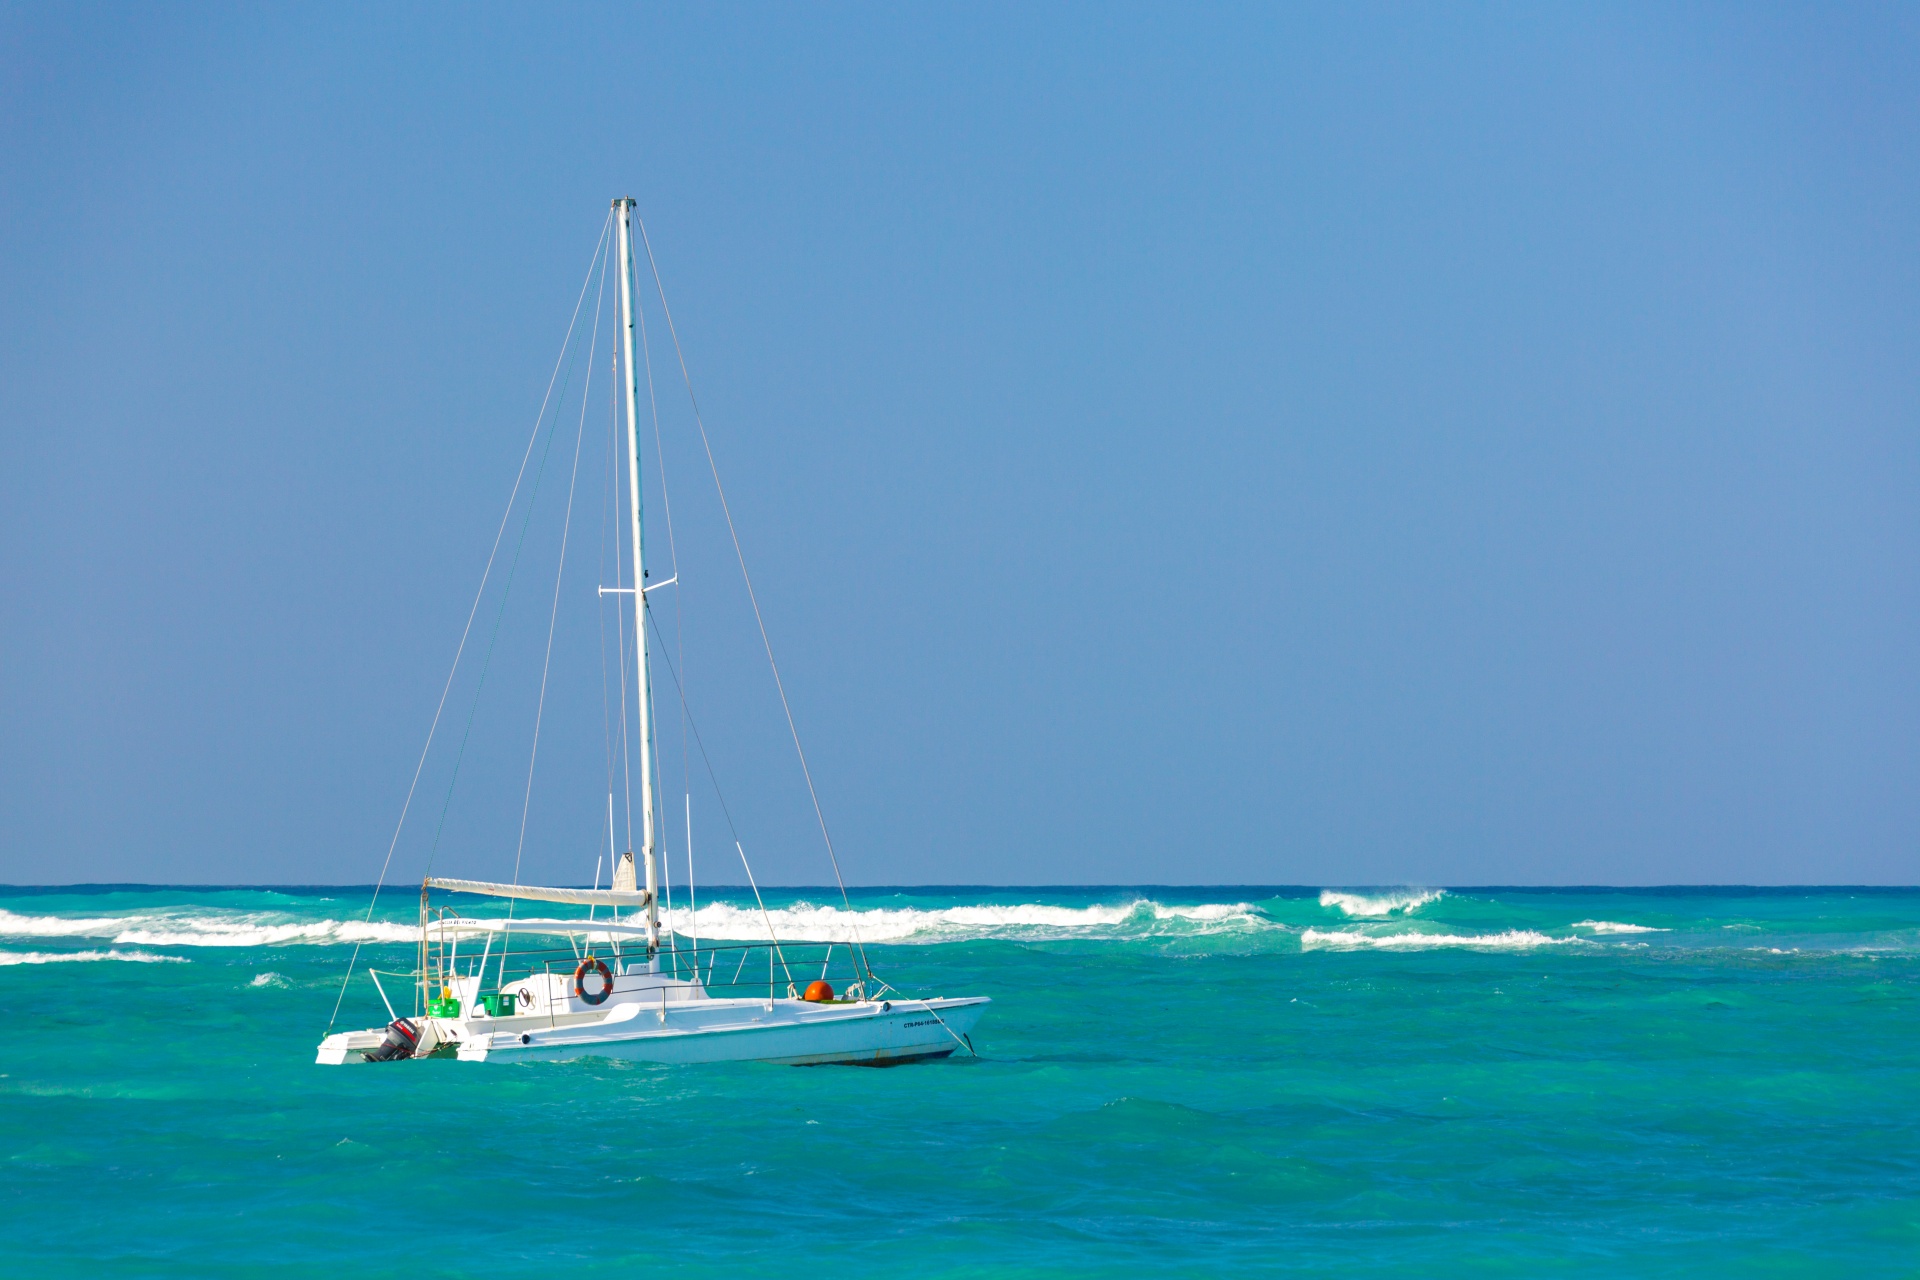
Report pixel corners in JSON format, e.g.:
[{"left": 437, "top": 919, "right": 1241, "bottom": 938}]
[{"left": 414, "top": 933, "right": 876, "bottom": 1015}]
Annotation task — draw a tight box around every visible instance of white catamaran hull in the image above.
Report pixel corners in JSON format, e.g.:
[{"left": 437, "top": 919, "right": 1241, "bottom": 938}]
[{"left": 316, "top": 996, "right": 988, "bottom": 1067}]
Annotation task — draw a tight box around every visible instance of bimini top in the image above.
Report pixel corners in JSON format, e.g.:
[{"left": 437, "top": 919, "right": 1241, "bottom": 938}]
[{"left": 423, "top": 877, "right": 652, "bottom": 908}]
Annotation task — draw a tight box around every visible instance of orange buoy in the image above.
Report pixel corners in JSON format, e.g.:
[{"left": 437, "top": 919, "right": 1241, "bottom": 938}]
[
  {"left": 573, "top": 956, "right": 615, "bottom": 1006},
  {"left": 803, "top": 979, "right": 835, "bottom": 1003}
]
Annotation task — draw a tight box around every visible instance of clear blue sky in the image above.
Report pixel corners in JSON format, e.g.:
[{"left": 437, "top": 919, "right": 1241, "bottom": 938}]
[{"left": 3, "top": 4, "right": 1916, "bottom": 887}]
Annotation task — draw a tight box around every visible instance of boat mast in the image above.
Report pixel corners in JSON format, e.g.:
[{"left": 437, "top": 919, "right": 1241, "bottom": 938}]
[{"left": 616, "top": 196, "right": 660, "bottom": 960}]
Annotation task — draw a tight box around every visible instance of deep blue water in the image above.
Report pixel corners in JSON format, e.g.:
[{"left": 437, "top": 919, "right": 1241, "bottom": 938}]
[{"left": 3, "top": 885, "right": 1917, "bottom": 1276}]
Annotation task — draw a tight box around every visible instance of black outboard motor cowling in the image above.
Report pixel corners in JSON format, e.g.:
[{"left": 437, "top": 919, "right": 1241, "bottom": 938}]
[{"left": 363, "top": 1017, "right": 420, "bottom": 1062}]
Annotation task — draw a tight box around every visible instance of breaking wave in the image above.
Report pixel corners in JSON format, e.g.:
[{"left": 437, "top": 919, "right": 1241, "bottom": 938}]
[
  {"left": 1319, "top": 889, "right": 1444, "bottom": 918},
  {"left": 660, "top": 899, "right": 1271, "bottom": 944},
  {"left": 0, "top": 909, "right": 416, "bottom": 948},
  {"left": 1573, "top": 920, "right": 1668, "bottom": 934},
  {"left": 1300, "top": 928, "right": 1586, "bottom": 952},
  {"left": 0, "top": 900, "right": 1271, "bottom": 948},
  {"left": 0, "top": 949, "right": 187, "bottom": 965}
]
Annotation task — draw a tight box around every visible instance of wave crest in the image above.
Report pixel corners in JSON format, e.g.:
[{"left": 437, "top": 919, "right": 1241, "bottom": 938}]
[
  {"left": 1318, "top": 889, "right": 1444, "bottom": 918},
  {"left": 1300, "top": 928, "right": 1584, "bottom": 951},
  {"left": 661, "top": 899, "right": 1271, "bottom": 944},
  {"left": 0, "top": 909, "right": 415, "bottom": 948},
  {"left": 0, "top": 949, "right": 187, "bottom": 965},
  {"left": 0, "top": 900, "right": 1270, "bottom": 948}
]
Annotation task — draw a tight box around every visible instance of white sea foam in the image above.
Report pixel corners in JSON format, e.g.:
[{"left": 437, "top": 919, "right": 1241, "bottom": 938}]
[
  {"left": 1318, "top": 889, "right": 1444, "bottom": 918},
  {"left": 250, "top": 972, "right": 290, "bottom": 988},
  {"left": 1572, "top": 920, "right": 1668, "bottom": 934},
  {"left": 659, "top": 899, "right": 1271, "bottom": 944},
  {"left": 0, "top": 900, "right": 1269, "bottom": 949},
  {"left": 0, "top": 909, "right": 130, "bottom": 937},
  {"left": 0, "top": 949, "right": 186, "bottom": 965},
  {"left": 111, "top": 920, "right": 416, "bottom": 947},
  {"left": 0, "top": 909, "right": 415, "bottom": 948},
  {"left": 1300, "top": 928, "right": 1585, "bottom": 952}
]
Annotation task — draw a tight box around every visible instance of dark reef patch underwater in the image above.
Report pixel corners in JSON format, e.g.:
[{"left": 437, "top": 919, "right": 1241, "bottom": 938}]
[{"left": 2, "top": 885, "right": 1917, "bottom": 1277}]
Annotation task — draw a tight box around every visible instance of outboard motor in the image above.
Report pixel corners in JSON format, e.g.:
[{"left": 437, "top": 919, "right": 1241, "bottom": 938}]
[{"left": 363, "top": 1017, "right": 420, "bottom": 1063}]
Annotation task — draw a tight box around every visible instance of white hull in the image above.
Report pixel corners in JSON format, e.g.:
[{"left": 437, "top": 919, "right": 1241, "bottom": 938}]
[{"left": 317, "top": 995, "right": 988, "bottom": 1067}]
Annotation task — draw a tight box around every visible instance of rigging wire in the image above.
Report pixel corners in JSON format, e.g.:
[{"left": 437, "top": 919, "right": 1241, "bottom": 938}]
[
  {"left": 633, "top": 216, "right": 873, "bottom": 987},
  {"left": 652, "top": 690, "right": 679, "bottom": 969},
  {"left": 498, "top": 236, "right": 609, "bottom": 987},
  {"left": 611, "top": 381, "right": 636, "bottom": 864},
  {"left": 420, "top": 225, "right": 611, "bottom": 895},
  {"left": 596, "top": 350, "right": 619, "bottom": 850},
  {"left": 643, "top": 605, "right": 793, "bottom": 986},
  {"left": 325, "top": 209, "right": 613, "bottom": 1035},
  {"left": 634, "top": 235, "right": 697, "bottom": 967}
]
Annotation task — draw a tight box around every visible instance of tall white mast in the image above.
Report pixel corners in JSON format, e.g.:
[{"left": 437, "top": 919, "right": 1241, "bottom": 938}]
[{"left": 615, "top": 197, "right": 660, "bottom": 959}]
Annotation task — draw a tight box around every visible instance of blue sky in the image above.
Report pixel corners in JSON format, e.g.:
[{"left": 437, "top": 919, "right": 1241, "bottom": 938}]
[{"left": 2, "top": 4, "right": 1916, "bottom": 886}]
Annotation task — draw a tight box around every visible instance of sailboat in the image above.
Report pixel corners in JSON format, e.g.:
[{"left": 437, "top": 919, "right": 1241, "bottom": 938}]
[{"left": 316, "top": 198, "right": 988, "bottom": 1066}]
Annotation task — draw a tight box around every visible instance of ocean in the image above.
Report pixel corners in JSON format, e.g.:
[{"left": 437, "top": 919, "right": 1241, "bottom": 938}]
[{"left": 3, "top": 884, "right": 1916, "bottom": 1276}]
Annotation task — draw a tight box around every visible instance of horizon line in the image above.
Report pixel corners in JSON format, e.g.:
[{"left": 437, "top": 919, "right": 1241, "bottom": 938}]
[{"left": 2, "top": 882, "right": 1918, "bottom": 894}]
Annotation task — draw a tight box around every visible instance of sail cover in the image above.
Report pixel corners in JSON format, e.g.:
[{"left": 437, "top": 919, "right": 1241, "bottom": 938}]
[{"left": 423, "top": 877, "right": 652, "bottom": 907}]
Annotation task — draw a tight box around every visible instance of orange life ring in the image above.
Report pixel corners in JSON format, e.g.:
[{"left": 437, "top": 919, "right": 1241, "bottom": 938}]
[{"left": 574, "top": 956, "right": 614, "bottom": 1005}]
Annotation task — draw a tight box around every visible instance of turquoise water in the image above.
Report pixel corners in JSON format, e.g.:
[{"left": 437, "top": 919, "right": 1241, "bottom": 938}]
[{"left": 3, "top": 885, "right": 1917, "bottom": 1276}]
